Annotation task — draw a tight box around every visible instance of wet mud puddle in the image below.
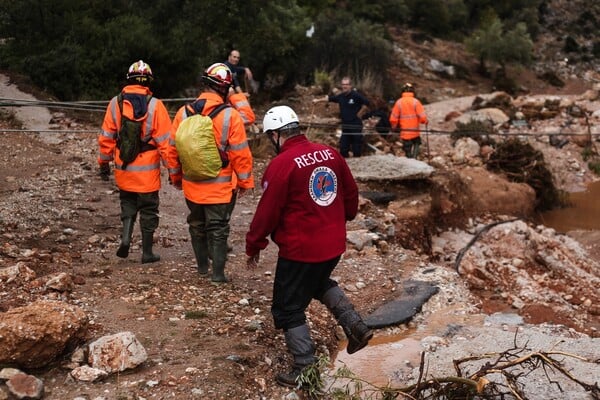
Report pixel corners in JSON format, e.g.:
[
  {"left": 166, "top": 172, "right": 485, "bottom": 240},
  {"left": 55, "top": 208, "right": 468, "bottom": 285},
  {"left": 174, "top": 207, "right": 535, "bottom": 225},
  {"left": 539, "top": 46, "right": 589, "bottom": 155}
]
[
  {"left": 537, "top": 180, "right": 600, "bottom": 232},
  {"left": 333, "top": 308, "right": 485, "bottom": 388}
]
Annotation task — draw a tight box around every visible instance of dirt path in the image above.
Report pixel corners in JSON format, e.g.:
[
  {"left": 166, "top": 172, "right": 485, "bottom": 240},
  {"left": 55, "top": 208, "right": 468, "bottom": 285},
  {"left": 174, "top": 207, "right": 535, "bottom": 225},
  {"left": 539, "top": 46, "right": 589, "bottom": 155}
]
[
  {"left": 0, "top": 74, "right": 53, "bottom": 133},
  {"left": 1, "top": 75, "right": 599, "bottom": 399}
]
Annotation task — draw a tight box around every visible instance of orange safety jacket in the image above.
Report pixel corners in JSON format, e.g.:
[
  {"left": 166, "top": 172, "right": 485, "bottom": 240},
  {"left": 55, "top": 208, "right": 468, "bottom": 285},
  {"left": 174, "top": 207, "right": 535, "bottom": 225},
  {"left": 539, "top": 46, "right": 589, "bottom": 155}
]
[
  {"left": 227, "top": 92, "right": 256, "bottom": 190},
  {"left": 389, "top": 92, "right": 428, "bottom": 141},
  {"left": 98, "top": 85, "right": 175, "bottom": 193},
  {"left": 169, "top": 92, "right": 254, "bottom": 204},
  {"left": 228, "top": 92, "right": 256, "bottom": 125}
]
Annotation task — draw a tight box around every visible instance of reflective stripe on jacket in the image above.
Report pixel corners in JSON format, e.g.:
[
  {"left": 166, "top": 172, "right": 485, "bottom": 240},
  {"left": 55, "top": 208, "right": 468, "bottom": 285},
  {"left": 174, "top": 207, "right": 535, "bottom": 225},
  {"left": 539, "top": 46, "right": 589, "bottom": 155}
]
[
  {"left": 389, "top": 92, "right": 428, "bottom": 140},
  {"left": 168, "top": 92, "right": 254, "bottom": 204},
  {"left": 228, "top": 92, "right": 256, "bottom": 125},
  {"left": 98, "top": 85, "right": 174, "bottom": 193}
]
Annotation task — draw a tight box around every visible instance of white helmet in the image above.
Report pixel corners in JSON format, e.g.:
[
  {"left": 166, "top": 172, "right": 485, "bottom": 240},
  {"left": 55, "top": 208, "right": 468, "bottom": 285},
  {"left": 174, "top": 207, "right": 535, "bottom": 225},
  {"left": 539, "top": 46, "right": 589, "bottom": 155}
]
[{"left": 262, "top": 105, "right": 299, "bottom": 133}]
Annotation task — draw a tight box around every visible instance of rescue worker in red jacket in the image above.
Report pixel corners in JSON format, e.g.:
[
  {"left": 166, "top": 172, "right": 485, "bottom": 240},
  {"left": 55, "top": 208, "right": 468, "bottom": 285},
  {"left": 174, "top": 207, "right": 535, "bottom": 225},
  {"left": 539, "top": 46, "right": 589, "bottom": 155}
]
[
  {"left": 98, "top": 60, "right": 175, "bottom": 264},
  {"left": 245, "top": 105, "right": 373, "bottom": 387},
  {"left": 169, "top": 63, "right": 254, "bottom": 282},
  {"left": 389, "top": 82, "right": 428, "bottom": 158}
]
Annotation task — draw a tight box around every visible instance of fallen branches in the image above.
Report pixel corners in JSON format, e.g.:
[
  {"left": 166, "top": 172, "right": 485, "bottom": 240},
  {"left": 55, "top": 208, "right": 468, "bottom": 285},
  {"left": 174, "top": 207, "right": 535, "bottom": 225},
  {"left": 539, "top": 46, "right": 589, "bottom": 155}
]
[
  {"left": 454, "top": 218, "right": 519, "bottom": 274},
  {"left": 317, "top": 331, "right": 600, "bottom": 399}
]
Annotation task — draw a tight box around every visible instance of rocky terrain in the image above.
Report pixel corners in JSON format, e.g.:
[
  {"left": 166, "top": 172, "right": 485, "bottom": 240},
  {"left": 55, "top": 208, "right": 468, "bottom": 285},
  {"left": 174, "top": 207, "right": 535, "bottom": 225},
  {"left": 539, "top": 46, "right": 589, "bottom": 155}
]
[{"left": 1, "top": 16, "right": 600, "bottom": 400}]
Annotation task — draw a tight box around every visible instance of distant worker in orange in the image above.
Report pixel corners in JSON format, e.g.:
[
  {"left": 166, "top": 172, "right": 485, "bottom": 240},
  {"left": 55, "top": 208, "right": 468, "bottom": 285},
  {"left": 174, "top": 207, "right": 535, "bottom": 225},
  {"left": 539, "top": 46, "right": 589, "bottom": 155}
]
[
  {"left": 169, "top": 63, "right": 254, "bottom": 282},
  {"left": 389, "top": 83, "right": 428, "bottom": 158},
  {"left": 97, "top": 60, "right": 175, "bottom": 264},
  {"left": 225, "top": 86, "right": 256, "bottom": 251}
]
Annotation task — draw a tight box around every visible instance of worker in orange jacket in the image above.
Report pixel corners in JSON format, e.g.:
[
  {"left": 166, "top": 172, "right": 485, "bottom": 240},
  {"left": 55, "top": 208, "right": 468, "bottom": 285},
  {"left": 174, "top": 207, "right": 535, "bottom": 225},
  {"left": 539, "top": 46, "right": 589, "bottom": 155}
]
[
  {"left": 98, "top": 60, "right": 176, "bottom": 264},
  {"left": 226, "top": 88, "right": 256, "bottom": 251},
  {"left": 389, "top": 83, "right": 428, "bottom": 158},
  {"left": 169, "top": 63, "right": 255, "bottom": 282}
]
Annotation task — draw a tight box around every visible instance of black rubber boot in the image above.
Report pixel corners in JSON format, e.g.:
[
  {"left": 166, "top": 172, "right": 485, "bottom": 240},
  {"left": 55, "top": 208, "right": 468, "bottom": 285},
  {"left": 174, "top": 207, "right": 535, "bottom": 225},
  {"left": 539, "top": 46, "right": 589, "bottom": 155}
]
[
  {"left": 191, "top": 236, "right": 209, "bottom": 275},
  {"left": 345, "top": 320, "right": 373, "bottom": 354},
  {"left": 141, "top": 232, "right": 160, "bottom": 264},
  {"left": 321, "top": 286, "right": 373, "bottom": 354},
  {"left": 402, "top": 141, "right": 413, "bottom": 158},
  {"left": 276, "top": 366, "right": 304, "bottom": 388},
  {"left": 116, "top": 218, "right": 135, "bottom": 258},
  {"left": 210, "top": 239, "right": 228, "bottom": 282},
  {"left": 412, "top": 142, "right": 421, "bottom": 159},
  {"left": 276, "top": 324, "right": 316, "bottom": 387}
]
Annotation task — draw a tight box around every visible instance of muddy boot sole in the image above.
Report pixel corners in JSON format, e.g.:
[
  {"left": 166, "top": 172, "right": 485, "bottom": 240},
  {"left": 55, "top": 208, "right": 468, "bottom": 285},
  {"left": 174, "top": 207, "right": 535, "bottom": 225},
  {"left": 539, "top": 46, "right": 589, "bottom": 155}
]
[
  {"left": 347, "top": 325, "right": 373, "bottom": 354},
  {"left": 141, "top": 254, "right": 160, "bottom": 264},
  {"left": 211, "top": 274, "right": 229, "bottom": 283},
  {"left": 275, "top": 368, "right": 302, "bottom": 388},
  {"left": 116, "top": 244, "right": 130, "bottom": 258},
  {"left": 197, "top": 265, "right": 209, "bottom": 275}
]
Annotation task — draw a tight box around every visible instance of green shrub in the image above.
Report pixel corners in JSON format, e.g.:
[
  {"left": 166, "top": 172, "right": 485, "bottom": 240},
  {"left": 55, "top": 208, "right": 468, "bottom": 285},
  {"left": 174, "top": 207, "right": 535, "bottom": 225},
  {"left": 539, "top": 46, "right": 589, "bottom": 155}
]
[
  {"left": 589, "top": 160, "right": 600, "bottom": 176},
  {"left": 487, "top": 139, "right": 563, "bottom": 211},
  {"left": 452, "top": 119, "right": 496, "bottom": 146},
  {"left": 314, "top": 69, "right": 332, "bottom": 94},
  {"left": 307, "top": 10, "right": 393, "bottom": 97},
  {"left": 582, "top": 146, "right": 595, "bottom": 161}
]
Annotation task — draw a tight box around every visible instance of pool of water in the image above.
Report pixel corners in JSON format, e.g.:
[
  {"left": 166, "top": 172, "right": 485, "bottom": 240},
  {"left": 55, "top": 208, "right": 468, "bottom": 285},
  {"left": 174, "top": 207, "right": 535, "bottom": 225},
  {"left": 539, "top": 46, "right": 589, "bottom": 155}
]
[
  {"left": 330, "top": 180, "right": 599, "bottom": 393},
  {"left": 537, "top": 180, "right": 600, "bottom": 232},
  {"left": 333, "top": 308, "right": 485, "bottom": 388}
]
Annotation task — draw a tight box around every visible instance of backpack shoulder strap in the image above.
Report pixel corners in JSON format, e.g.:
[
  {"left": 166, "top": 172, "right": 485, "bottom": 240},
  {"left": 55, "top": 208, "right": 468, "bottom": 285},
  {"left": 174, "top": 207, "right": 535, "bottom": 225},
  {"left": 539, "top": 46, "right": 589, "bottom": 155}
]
[
  {"left": 186, "top": 98, "right": 207, "bottom": 116},
  {"left": 117, "top": 93, "right": 124, "bottom": 115},
  {"left": 208, "top": 103, "right": 230, "bottom": 119}
]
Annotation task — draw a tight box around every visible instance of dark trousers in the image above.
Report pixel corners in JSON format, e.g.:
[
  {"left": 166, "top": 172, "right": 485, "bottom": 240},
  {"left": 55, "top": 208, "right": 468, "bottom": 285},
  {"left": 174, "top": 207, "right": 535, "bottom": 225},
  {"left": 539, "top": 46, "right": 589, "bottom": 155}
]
[
  {"left": 339, "top": 125, "right": 364, "bottom": 157},
  {"left": 119, "top": 190, "right": 159, "bottom": 233},
  {"left": 185, "top": 200, "right": 231, "bottom": 257},
  {"left": 402, "top": 136, "right": 421, "bottom": 159},
  {"left": 271, "top": 256, "right": 341, "bottom": 330}
]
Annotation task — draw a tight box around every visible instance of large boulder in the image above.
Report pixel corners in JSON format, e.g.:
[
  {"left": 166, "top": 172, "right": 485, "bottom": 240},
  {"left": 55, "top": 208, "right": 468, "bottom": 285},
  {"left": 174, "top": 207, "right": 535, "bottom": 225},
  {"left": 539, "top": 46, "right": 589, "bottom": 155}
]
[
  {"left": 0, "top": 300, "right": 88, "bottom": 368},
  {"left": 346, "top": 154, "right": 435, "bottom": 181}
]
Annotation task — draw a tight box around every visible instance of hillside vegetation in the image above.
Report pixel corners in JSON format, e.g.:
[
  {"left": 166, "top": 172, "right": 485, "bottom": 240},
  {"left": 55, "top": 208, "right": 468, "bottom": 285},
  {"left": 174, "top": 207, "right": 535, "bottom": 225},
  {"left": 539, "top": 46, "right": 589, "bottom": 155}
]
[{"left": 1, "top": 0, "right": 597, "bottom": 103}]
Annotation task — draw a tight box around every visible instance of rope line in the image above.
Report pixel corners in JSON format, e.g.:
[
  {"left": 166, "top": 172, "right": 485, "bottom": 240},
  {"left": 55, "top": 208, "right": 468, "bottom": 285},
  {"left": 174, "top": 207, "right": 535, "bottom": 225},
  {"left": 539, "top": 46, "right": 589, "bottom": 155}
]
[
  {"left": 1, "top": 96, "right": 598, "bottom": 137},
  {"left": 1, "top": 126, "right": 599, "bottom": 136}
]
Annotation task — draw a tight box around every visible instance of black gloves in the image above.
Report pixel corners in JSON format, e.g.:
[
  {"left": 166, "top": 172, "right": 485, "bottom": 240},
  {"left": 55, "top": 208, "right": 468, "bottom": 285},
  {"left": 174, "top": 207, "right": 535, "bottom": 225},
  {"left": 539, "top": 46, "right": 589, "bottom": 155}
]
[{"left": 99, "top": 163, "right": 110, "bottom": 181}]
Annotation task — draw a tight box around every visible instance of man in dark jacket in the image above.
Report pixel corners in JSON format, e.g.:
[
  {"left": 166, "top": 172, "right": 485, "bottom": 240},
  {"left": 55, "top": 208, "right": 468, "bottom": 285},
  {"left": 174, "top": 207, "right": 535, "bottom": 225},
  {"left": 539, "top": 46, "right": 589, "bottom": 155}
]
[
  {"left": 313, "top": 77, "right": 370, "bottom": 157},
  {"left": 245, "top": 105, "right": 373, "bottom": 387}
]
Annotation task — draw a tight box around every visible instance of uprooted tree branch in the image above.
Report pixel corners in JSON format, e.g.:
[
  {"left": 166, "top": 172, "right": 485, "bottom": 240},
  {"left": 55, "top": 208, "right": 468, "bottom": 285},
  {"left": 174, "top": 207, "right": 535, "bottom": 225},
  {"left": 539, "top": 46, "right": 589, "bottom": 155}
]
[{"left": 304, "top": 330, "right": 600, "bottom": 399}]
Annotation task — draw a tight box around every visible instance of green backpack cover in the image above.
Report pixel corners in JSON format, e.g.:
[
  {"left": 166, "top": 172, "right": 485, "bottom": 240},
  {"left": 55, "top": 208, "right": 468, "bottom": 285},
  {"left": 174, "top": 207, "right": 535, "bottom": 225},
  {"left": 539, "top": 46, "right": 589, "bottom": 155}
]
[{"left": 175, "top": 100, "right": 229, "bottom": 181}]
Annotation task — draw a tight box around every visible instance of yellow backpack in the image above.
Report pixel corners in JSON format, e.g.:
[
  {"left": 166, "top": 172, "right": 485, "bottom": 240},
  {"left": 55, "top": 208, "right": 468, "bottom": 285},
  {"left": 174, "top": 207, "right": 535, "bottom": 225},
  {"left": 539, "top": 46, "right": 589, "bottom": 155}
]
[{"left": 175, "top": 100, "right": 229, "bottom": 181}]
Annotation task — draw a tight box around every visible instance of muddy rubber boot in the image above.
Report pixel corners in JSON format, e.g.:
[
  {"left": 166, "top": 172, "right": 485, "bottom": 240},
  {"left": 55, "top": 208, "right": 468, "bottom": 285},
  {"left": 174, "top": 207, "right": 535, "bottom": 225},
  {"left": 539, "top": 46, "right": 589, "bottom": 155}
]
[
  {"left": 275, "top": 366, "right": 303, "bottom": 388},
  {"left": 141, "top": 232, "right": 160, "bottom": 264},
  {"left": 412, "top": 142, "right": 421, "bottom": 159},
  {"left": 321, "top": 286, "right": 373, "bottom": 354},
  {"left": 276, "top": 324, "right": 316, "bottom": 388},
  {"left": 191, "top": 236, "right": 209, "bottom": 275},
  {"left": 402, "top": 141, "right": 412, "bottom": 158},
  {"left": 345, "top": 320, "right": 373, "bottom": 354},
  {"left": 116, "top": 218, "right": 135, "bottom": 258},
  {"left": 210, "top": 240, "right": 228, "bottom": 282}
]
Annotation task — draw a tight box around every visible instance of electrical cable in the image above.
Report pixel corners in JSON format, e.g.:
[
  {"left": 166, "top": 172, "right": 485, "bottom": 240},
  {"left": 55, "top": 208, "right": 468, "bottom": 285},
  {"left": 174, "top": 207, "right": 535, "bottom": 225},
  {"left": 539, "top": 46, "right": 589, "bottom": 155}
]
[{"left": 0, "top": 97, "right": 599, "bottom": 137}]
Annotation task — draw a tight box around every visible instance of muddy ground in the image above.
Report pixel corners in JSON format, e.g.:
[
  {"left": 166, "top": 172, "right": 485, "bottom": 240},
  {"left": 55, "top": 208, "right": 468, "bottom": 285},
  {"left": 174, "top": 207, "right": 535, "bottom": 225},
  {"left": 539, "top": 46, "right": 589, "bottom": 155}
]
[{"left": 1, "top": 27, "right": 600, "bottom": 398}]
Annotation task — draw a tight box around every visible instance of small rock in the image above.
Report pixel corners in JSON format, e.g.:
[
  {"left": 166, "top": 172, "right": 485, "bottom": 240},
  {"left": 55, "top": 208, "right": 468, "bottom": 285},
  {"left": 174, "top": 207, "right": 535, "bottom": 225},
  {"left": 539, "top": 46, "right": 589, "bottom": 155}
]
[{"left": 6, "top": 373, "right": 44, "bottom": 400}]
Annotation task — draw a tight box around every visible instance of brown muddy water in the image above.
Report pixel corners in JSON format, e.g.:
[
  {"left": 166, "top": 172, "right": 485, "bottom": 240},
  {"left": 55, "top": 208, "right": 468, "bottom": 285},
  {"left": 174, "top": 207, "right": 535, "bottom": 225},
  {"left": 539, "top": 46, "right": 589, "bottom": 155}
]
[
  {"left": 537, "top": 180, "right": 600, "bottom": 232},
  {"left": 333, "top": 307, "right": 485, "bottom": 388},
  {"left": 332, "top": 182, "right": 599, "bottom": 390}
]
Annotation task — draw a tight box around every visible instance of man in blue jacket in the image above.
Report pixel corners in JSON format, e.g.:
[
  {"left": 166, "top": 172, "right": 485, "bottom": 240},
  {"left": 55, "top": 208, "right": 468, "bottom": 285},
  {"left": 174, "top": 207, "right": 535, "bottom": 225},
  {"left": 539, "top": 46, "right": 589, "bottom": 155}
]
[{"left": 314, "top": 77, "right": 370, "bottom": 157}]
